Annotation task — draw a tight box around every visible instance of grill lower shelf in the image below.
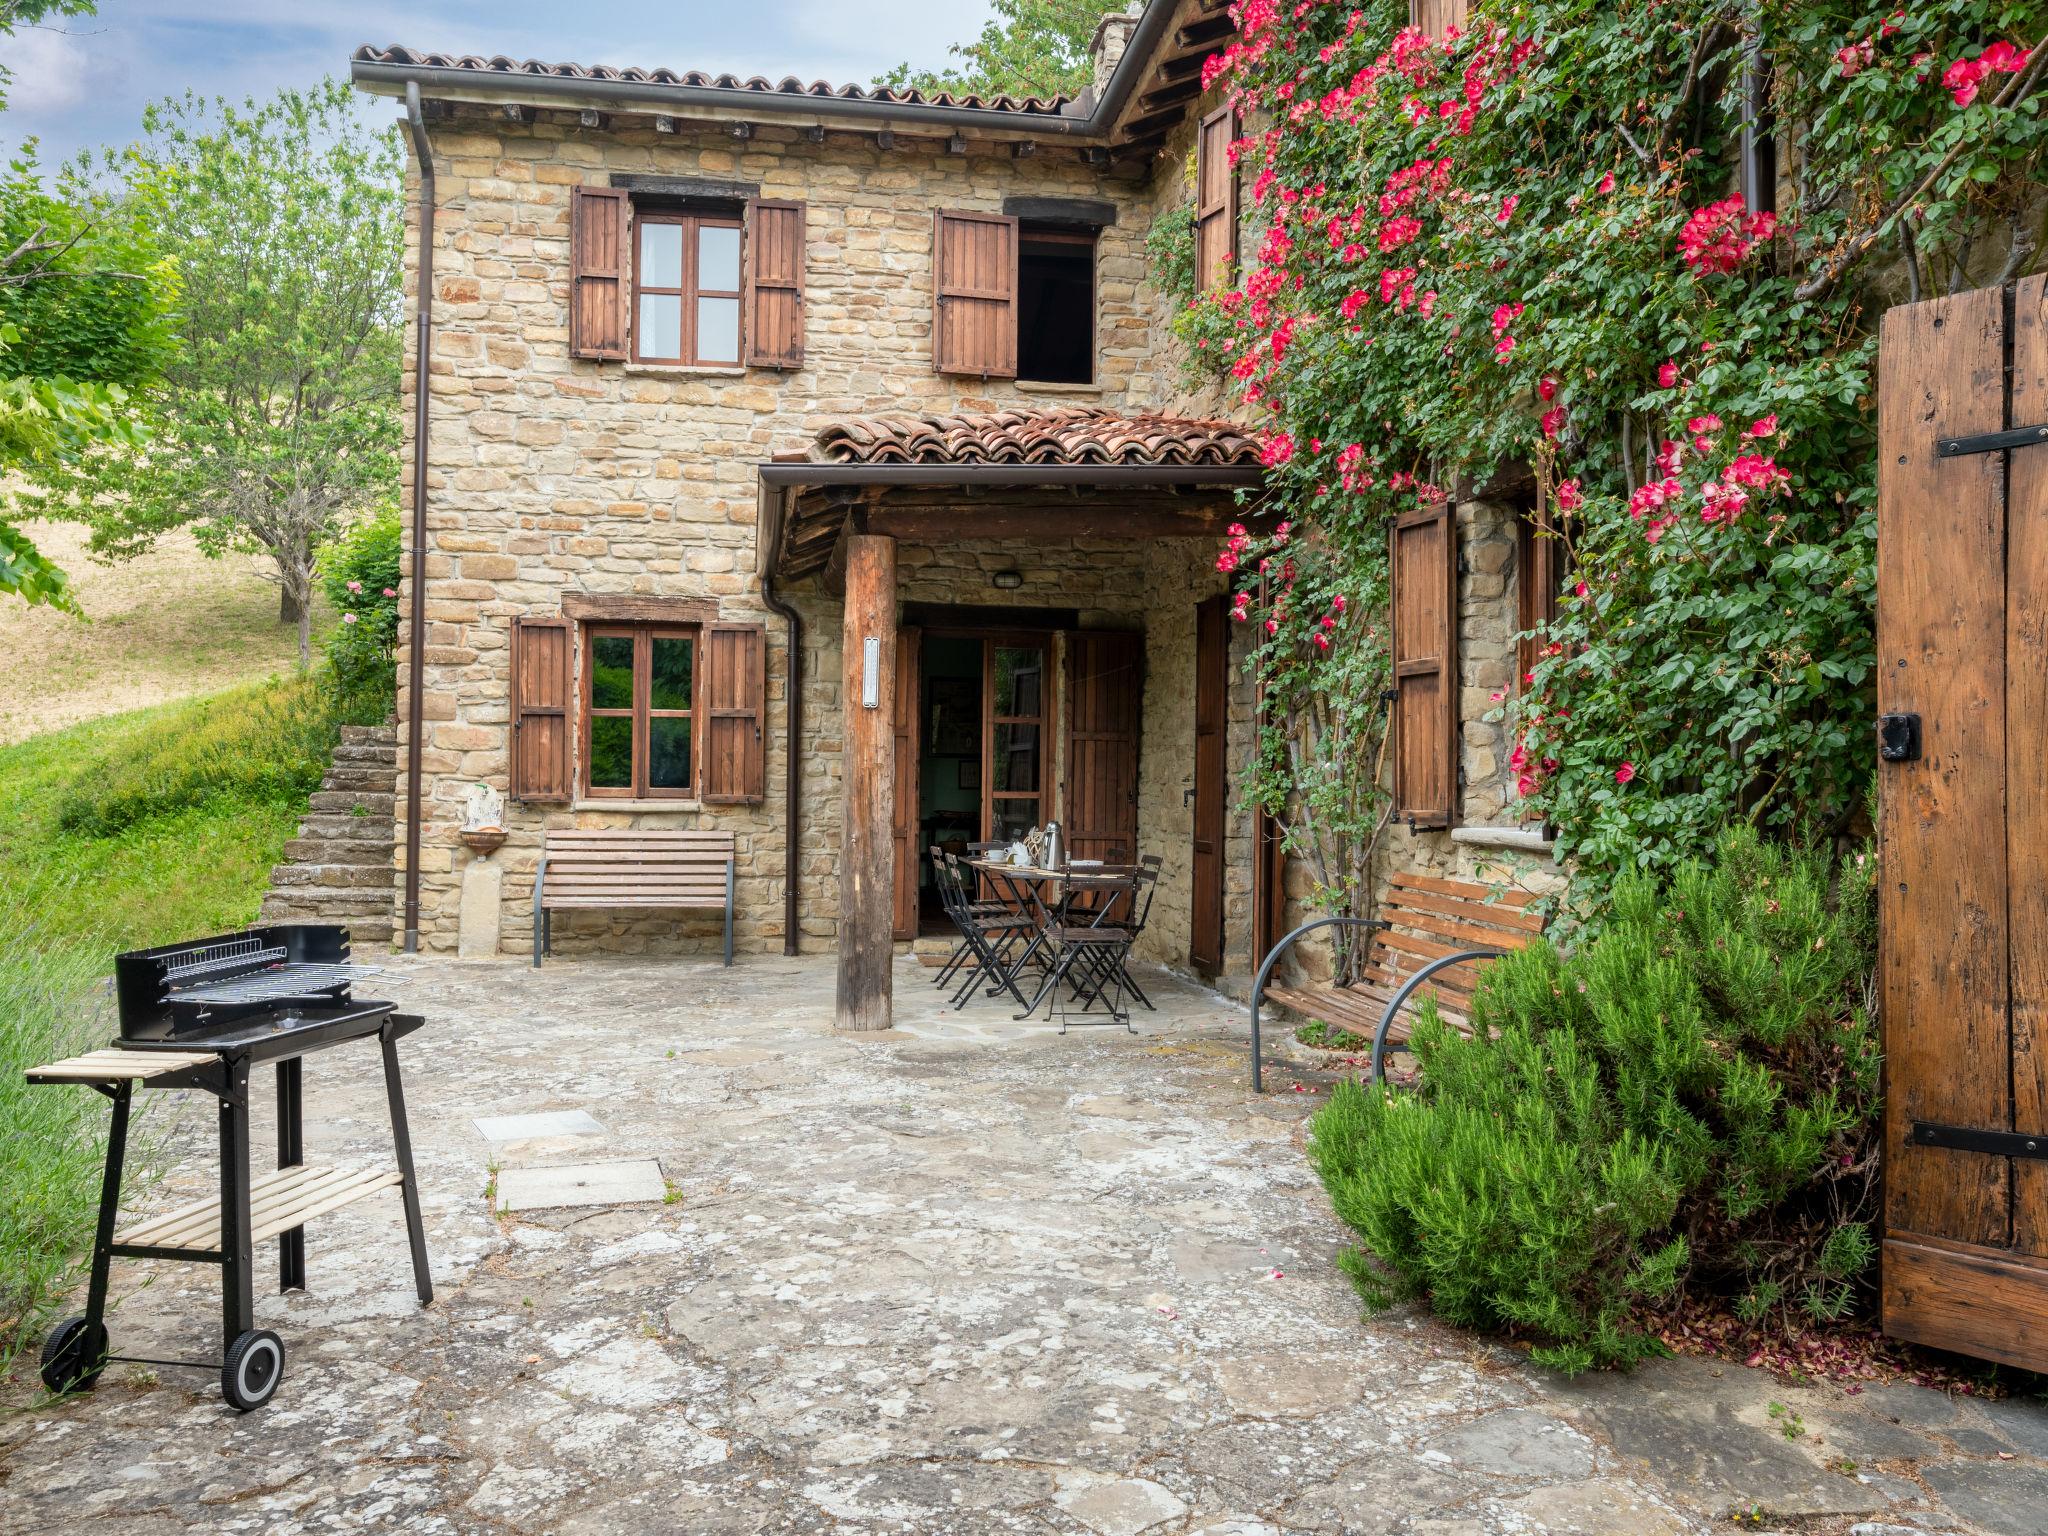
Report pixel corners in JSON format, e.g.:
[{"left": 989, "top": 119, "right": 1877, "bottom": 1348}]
[{"left": 117, "top": 1164, "right": 402, "bottom": 1252}]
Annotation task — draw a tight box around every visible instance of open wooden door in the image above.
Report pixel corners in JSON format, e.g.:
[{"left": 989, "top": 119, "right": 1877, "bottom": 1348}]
[
  {"left": 1876, "top": 275, "right": 2048, "bottom": 1374},
  {"left": 892, "top": 626, "right": 921, "bottom": 942},
  {"left": 1063, "top": 630, "right": 1143, "bottom": 868},
  {"left": 1191, "top": 597, "right": 1228, "bottom": 974}
]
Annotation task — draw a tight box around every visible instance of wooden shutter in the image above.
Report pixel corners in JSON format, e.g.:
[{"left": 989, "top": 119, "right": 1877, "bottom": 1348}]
[
  {"left": 744, "top": 198, "right": 806, "bottom": 370},
  {"left": 891, "top": 627, "right": 922, "bottom": 942},
  {"left": 1411, "top": 0, "right": 1469, "bottom": 35},
  {"left": 933, "top": 210, "right": 1018, "bottom": 378},
  {"left": 570, "top": 186, "right": 628, "bottom": 361},
  {"left": 1190, "top": 597, "right": 1228, "bottom": 975},
  {"left": 1063, "top": 630, "right": 1144, "bottom": 868},
  {"left": 1390, "top": 503, "right": 1458, "bottom": 828},
  {"left": 1194, "top": 107, "right": 1238, "bottom": 293},
  {"left": 511, "top": 616, "right": 573, "bottom": 803},
  {"left": 700, "top": 624, "right": 767, "bottom": 804}
]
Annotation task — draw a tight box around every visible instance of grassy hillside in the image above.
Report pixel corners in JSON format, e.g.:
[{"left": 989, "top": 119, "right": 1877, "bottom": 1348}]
[{"left": 0, "top": 676, "right": 337, "bottom": 1370}]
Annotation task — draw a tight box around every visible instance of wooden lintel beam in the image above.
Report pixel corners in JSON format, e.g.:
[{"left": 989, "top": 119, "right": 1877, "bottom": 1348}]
[{"left": 864, "top": 503, "right": 1248, "bottom": 542}]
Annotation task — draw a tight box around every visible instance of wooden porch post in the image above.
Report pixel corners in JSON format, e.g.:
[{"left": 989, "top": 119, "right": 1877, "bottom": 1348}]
[{"left": 837, "top": 534, "right": 897, "bottom": 1032}]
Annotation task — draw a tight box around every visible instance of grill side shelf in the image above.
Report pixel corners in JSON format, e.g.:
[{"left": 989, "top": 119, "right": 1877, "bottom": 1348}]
[{"left": 115, "top": 1164, "right": 403, "bottom": 1252}]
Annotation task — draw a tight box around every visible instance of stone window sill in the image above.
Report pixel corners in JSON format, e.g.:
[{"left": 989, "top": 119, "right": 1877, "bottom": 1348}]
[
  {"left": 622, "top": 363, "right": 747, "bottom": 379},
  {"left": 571, "top": 798, "right": 706, "bottom": 814},
  {"left": 1450, "top": 824, "right": 1555, "bottom": 855},
  {"left": 1014, "top": 379, "right": 1104, "bottom": 395}
]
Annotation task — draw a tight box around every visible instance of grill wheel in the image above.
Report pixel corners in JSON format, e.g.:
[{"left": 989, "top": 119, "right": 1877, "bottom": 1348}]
[
  {"left": 222, "top": 1328, "right": 285, "bottom": 1412},
  {"left": 39, "top": 1316, "right": 109, "bottom": 1395}
]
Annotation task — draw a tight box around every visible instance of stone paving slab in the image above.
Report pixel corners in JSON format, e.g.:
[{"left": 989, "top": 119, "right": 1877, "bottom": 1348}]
[
  {"left": 2, "top": 953, "right": 2043, "bottom": 1536},
  {"left": 471, "top": 1109, "right": 607, "bottom": 1144},
  {"left": 494, "top": 1158, "right": 666, "bottom": 1212}
]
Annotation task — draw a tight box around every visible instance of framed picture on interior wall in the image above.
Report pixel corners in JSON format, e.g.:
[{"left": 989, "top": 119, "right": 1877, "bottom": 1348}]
[
  {"left": 929, "top": 677, "right": 979, "bottom": 755},
  {"left": 958, "top": 758, "right": 980, "bottom": 791}
]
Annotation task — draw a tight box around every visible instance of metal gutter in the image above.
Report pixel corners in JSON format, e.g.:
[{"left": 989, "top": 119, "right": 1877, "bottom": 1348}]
[
  {"left": 755, "top": 482, "right": 804, "bottom": 958},
  {"left": 351, "top": 0, "right": 1187, "bottom": 142},
  {"left": 756, "top": 462, "right": 1265, "bottom": 490},
  {"left": 400, "top": 81, "right": 434, "bottom": 954}
]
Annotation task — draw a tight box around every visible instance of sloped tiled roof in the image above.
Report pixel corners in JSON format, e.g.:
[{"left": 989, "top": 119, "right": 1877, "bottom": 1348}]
[
  {"left": 351, "top": 45, "right": 1073, "bottom": 117},
  {"left": 814, "top": 406, "right": 1259, "bottom": 467}
]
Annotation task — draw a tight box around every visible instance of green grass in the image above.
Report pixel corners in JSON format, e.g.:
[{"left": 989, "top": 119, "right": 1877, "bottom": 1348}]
[{"left": 0, "top": 674, "right": 339, "bottom": 1367}]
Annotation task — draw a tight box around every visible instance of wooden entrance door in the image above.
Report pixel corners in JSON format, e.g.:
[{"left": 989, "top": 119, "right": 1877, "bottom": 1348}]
[
  {"left": 1191, "top": 597, "right": 1228, "bottom": 973},
  {"left": 1063, "top": 631, "right": 1143, "bottom": 867},
  {"left": 1876, "top": 275, "right": 2047, "bottom": 1373},
  {"left": 891, "top": 627, "right": 921, "bottom": 942}
]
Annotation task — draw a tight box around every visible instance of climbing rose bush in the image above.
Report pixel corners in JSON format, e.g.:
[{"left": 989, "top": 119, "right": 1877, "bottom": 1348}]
[{"left": 1187, "top": 0, "right": 2045, "bottom": 909}]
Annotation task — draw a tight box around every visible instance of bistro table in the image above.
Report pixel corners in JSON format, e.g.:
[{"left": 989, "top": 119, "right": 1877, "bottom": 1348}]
[{"left": 965, "top": 858, "right": 1139, "bottom": 1020}]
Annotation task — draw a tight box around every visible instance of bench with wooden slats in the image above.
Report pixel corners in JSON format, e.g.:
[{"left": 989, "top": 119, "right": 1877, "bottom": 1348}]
[
  {"left": 534, "top": 827, "right": 737, "bottom": 967},
  {"left": 1266, "top": 871, "right": 1543, "bottom": 1048}
]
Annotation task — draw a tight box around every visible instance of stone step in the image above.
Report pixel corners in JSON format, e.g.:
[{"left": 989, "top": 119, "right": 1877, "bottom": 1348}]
[
  {"left": 259, "top": 893, "right": 393, "bottom": 921},
  {"left": 283, "top": 837, "right": 393, "bottom": 865},
  {"left": 321, "top": 773, "right": 395, "bottom": 795},
  {"left": 328, "top": 753, "right": 396, "bottom": 774},
  {"left": 269, "top": 863, "right": 392, "bottom": 890},
  {"left": 339, "top": 724, "right": 398, "bottom": 746},
  {"left": 293, "top": 814, "right": 392, "bottom": 840},
  {"left": 310, "top": 791, "right": 394, "bottom": 816}
]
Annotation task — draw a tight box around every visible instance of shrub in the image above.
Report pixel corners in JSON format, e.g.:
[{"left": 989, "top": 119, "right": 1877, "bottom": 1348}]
[
  {"left": 319, "top": 505, "right": 400, "bottom": 723},
  {"left": 55, "top": 674, "right": 338, "bottom": 838},
  {"left": 1310, "top": 827, "right": 1879, "bottom": 1373}
]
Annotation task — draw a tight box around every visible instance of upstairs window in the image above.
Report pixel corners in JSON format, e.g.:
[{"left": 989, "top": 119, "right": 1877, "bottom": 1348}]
[
  {"left": 1194, "top": 107, "right": 1238, "bottom": 292},
  {"left": 1017, "top": 226, "right": 1096, "bottom": 385},
  {"left": 633, "top": 214, "right": 742, "bottom": 368}
]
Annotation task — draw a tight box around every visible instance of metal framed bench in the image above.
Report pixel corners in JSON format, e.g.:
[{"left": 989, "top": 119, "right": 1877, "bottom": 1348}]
[
  {"left": 1248, "top": 871, "right": 1544, "bottom": 1090},
  {"left": 533, "top": 828, "right": 736, "bottom": 967}
]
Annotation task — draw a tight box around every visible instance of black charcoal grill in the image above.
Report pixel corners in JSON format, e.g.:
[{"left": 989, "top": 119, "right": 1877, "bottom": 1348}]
[{"left": 28, "top": 924, "right": 432, "bottom": 1412}]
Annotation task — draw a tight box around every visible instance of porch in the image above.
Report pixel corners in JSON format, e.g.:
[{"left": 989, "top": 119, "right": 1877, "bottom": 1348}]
[{"left": 759, "top": 406, "right": 1282, "bottom": 1030}]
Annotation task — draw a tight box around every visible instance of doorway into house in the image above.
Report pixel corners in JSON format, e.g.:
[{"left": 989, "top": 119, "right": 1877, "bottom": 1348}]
[{"left": 901, "top": 629, "right": 1053, "bottom": 934}]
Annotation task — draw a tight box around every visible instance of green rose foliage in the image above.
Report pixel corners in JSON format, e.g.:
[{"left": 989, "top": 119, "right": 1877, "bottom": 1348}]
[
  {"left": 1310, "top": 827, "right": 1879, "bottom": 1372},
  {"left": 1193, "top": 0, "right": 2045, "bottom": 913},
  {"left": 320, "top": 506, "right": 402, "bottom": 723}
]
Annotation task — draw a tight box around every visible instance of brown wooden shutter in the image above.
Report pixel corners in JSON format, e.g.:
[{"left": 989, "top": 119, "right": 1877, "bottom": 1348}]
[
  {"left": 511, "top": 616, "right": 573, "bottom": 803},
  {"left": 744, "top": 198, "right": 806, "bottom": 370},
  {"left": 1063, "top": 630, "right": 1144, "bottom": 868},
  {"left": 1194, "top": 107, "right": 1238, "bottom": 293},
  {"left": 569, "top": 186, "right": 628, "bottom": 361},
  {"left": 1190, "top": 596, "right": 1229, "bottom": 975},
  {"left": 933, "top": 210, "right": 1018, "bottom": 378},
  {"left": 700, "top": 623, "right": 767, "bottom": 804},
  {"left": 1411, "top": 0, "right": 1469, "bottom": 35},
  {"left": 1390, "top": 503, "right": 1458, "bottom": 829}
]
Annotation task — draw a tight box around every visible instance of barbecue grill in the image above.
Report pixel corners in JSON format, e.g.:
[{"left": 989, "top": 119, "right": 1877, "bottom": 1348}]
[{"left": 27, "top": 924, "right": 432, "bottom": 1412}]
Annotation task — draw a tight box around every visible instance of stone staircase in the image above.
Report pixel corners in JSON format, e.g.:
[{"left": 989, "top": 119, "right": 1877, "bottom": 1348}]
[{"left": 258, "top": 723, "right": 398, "bottom": 948}]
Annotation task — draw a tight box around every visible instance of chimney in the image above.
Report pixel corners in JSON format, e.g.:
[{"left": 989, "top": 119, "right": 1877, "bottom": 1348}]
[{"left": 1088, "top": 5, "right": 1145, "bottom": 100}]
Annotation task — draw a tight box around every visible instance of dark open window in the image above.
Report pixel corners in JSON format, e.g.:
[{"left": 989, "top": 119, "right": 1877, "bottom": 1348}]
[
  {"left": 632, "top": 212, "right": 742, "bottom": 367},
  {"left": 582, "top": 624, "right": 698, "bottom": 799},
  {"left": 1016, "top": 225, "right": 1096, "bottom": 385}
]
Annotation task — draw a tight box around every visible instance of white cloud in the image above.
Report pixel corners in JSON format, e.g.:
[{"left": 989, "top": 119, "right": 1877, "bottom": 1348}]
[{"left": 0, "top": 25, "right": 98, "bottom": 116}]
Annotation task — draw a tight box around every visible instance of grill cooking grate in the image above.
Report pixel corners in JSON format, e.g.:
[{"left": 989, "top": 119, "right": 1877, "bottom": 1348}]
[
  {"left": 168, "top": 962, "right": 382, "bottom": 1007},
  {"left": 161, "top": 936, "right": 289, "bottom": 989}
]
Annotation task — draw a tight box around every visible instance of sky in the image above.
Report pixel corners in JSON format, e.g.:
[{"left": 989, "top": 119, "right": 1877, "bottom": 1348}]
[{"left": 0, "top": 0, "right": 999, "bottom": 164}]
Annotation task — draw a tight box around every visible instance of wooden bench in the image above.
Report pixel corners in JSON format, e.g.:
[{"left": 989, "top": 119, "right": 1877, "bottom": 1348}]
[
  {"left": 534, "top": 828, "right": 736, "bottom": 968},
  {"left": 1265, "top": 871, "right": 1543, "bottom": 1049}
]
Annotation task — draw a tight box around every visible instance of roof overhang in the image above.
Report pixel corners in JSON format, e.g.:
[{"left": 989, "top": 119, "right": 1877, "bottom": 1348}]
[
  {"left": 351, "top": 0, "right": 1235, "bottom": 157},
  {"left": 758, "top": 460, "right": 1267, "bottom": 588}
]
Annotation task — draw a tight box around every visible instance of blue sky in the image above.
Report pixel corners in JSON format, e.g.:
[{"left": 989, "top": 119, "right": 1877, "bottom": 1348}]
[{"left": 0, "top": 0, "right": 999, "bottom": 163}]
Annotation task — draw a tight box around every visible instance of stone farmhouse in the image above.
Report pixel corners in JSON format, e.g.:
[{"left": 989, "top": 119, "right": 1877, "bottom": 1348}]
[{"left": 349, "top": 0, "right": 1556, "bottom": 1028}]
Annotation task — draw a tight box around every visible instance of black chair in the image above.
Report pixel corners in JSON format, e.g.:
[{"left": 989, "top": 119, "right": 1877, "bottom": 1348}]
[
  {"left": 1012, "top": 872, "right": 1140, "bottom": 1032},
  {"left": 933, "top": 851, "right": 1034, "bottom": 1010},
  {"left": 1075, "top": 860, "right": 1160, "bottom": 1013}
]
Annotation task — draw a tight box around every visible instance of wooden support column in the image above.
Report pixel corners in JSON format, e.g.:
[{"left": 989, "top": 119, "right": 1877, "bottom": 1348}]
[{"left": 837, "top": 534, "right": 897, "bottom": 1032}]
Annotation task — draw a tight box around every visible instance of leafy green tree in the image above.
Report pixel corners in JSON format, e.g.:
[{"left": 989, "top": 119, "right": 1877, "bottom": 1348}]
[
  {"left": 22, "top": 81, "right": 403, "bottom": 663},
  {"left": 0, "top": 0, "right": 94, "bottom": 113},
  {"left": 880, "top": 1, "right": 1126, "bottom": 101},
  {"left": 0, "top": 22, "right": 176, "bottom": 613}
]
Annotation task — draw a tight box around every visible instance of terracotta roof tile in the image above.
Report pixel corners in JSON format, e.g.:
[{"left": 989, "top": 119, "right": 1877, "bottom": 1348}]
[
  {"left": 352, "top": 45, "right": 1073, "bottom": 117},
  {"left": 814, "top": 407, "right": 1259, "bottom": 468}
]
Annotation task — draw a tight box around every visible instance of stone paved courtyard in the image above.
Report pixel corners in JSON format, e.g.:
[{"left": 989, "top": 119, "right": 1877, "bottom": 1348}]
[{"left": 2, "top": 954, "right": 2045, "bottom": 1535}]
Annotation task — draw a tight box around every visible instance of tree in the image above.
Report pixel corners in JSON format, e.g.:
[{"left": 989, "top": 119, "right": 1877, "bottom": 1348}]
[
  {"left": 21, "top": 80, "right": 403, "bottom": 663},
  {"left": 879, "top": 1, "right": 1126, "bottom": 102},
  {"left": 0, "top": 0, "right": 94, "bottom": 113},
  {"left": 0, "top": 99, "right": 175, "bottom": 611}
]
